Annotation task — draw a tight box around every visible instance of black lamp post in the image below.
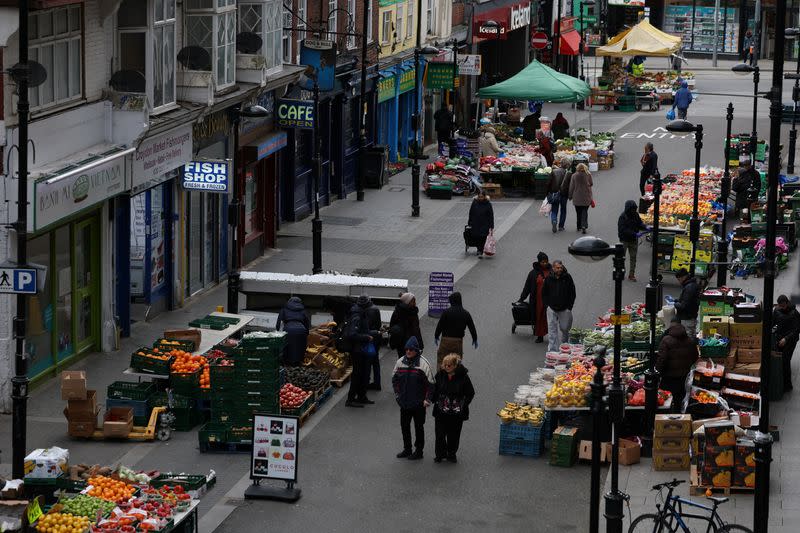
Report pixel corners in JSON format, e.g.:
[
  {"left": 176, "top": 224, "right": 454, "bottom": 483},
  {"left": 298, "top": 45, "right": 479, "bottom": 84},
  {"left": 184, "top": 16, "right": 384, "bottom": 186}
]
[
  {"left": 411, "top": 31, "right": 440, "bottom": 217},
  {"left": 666, "top": 119, "right": 703, "bottom": 277},
  {"left": 785, "top": 27, "right": 800, "bottom": 174},
  {"left": 718, "top": 103, "right": 734, "bottom": 286},
  {"left": 589, "top": 346, "right": 608, "bottom": 533},
  {"left": 227, "top": 103, "right": 270, "bottom": 313},
  {"left": 578, "top": 0, "right": 596, "bottom": 82},
  {"left": 642, "top": 170, "right": 663, "bottom": 457},
  {"left": 312, "top": 79, "right": 323, "bottom": 274},
  {"left": 754, "top": 0, "right": 787, "bottom": 530},
  {"left": 732, "top": 63, "right": 760, "bottom": 164},
  {"left": 356, "top": 0, "right": 370, "bottom": 201},
  {"left": 569, "top": 236, "right": 627, "bottom": 533}
]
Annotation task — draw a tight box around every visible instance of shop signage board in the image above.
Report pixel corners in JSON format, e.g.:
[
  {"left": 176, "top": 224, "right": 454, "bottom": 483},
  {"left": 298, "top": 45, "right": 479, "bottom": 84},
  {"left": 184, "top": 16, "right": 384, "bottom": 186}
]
[
  {"left": 457, "top": 55, "right": 482, "bottom": 75},
  {"left": 0, "top": 267, "right": 37, "bottom": 294},
  {"left": 182, "top": 159, "right": 231, "bottom": 193},
  {"left": 277, "top": 99, "right": 314, "bottom": 129},
  {"left": 131, "top": 124, "right": 193, "bottom": 193},
  {"left": 33, "top": 149, "right": 132, "bottom": 232},
  {"left": 377, "top": 75, "right": 396, "bottom": 103},
  {"left": 427, "top": 271, "right": 454, "bottom": 318},
  {"left": 250, "top": 413, "right": 299, "bottom": 482},
  {"left": 473, "top": 1, "right": 530, "bottom": 40},
  {"left": 398, "top": 68, "right": 416, "bottom": 94},
  {"left": 608, "top": 0, "right": 645, "bottom": 5},
  {"left": 425, "top": 63, "right": 457, "bottom": 89},
  {"left": 300, "top": 39, "right": 336, "bottom": 92}
]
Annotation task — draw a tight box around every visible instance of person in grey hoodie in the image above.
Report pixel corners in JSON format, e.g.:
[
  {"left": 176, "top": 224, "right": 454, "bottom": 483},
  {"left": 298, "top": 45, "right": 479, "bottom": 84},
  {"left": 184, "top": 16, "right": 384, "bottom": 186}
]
[{"left": 276, "top": 296, "right": 310, "bottom": 366}]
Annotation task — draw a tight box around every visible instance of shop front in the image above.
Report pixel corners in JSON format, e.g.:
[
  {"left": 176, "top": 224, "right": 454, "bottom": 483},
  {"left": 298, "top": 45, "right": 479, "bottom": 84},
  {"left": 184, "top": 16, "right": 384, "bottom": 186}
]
[
  {"left": 26, "top": 147, "right": 132, "bottom": 378},
  {"left": 473, "top": 0, "right": 531, "bottom": 86},
  {"left": 374, "top": 61, "right": 417, "bottom": 162},
  {"left": 121, "top": 124, "right": 194, "bottom": 329},
  {"left": 661, "top": 0, "right": 740, "bottom": 55}
]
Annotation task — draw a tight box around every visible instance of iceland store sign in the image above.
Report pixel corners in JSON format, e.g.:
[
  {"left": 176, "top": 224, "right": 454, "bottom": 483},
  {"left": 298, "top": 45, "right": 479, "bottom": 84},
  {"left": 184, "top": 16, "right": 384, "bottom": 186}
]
[{"left": 182, "top": 160, "right": 231, "bottom": 193}]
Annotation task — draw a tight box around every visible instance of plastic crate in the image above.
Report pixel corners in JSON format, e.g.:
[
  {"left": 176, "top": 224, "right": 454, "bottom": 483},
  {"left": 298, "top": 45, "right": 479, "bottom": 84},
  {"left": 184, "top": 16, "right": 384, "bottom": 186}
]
[
  {"left": 239, "top": 335, "right": 287, "bottom": 350},
  {"left": 700, "top": 343, "right": 729, "bottom": 357},
  {"left": 233, "top": 352, "right": 281, "bottom": 370},
  {"left": 106, "top": 398, "right": 151, "bottom": 426},
  {"left": 227, "top": 425, "right": 254, "bottom": 443},
  {"left": 56, "top": 475, "right": 88, "bottom": 492},
  {"left": 621, "top": 340, "right": 650, "bottom": 351},
  {"left": 280, "top": 395, "right": 313, "bottom": 417},
  {"left": 234, "top": 396, "right": 279, "bottom": 413},
  {"left": 150, "top": 391, "right": 195, "bottom": 409},
  {"left": 130, "top": 351, "right": 173, "bottom": 375},
  {"left": 170, "top": 369, "right": 200, "bottom": 395},
  {"left": 172, "top": 407, "right": 202, "bottom": 432},
  {"left": 150, "top": 473, "right": 207, "bottom": 492},
  {"left": 107, "top": 381, "right": 155, "bottom": 402},
  {"left": 154, "top": 339, "right": 196, "bottom": 352},
  {"left": 210, "top": 407, "right": 234, "bottom": 424},
  {"left": 209, "top": 363, "right": 236, "bottom": 389},
  {"left": 499, "top": 422, "right": 544, "bottom": 442},
  {"left": 237, "top": 376, "right": 281, "bottom": 393},
  {"left": 198, "top": 422, "right": 229, "bottom": 445},
  {"left": 499, "top": 438, "right": 543, "bottom": 457}
]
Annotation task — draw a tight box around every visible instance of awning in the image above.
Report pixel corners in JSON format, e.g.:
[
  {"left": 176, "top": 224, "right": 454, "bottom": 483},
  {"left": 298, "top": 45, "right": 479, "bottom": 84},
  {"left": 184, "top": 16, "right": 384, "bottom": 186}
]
[
  {"left": 560, "top": 30, "right": 581, "bottom": 56},
  {"left": 597, "top": 18, "right": 682, "bottom": 57},
  {"left": 242, "top": 131, "right": 288, "bottom": 163}
]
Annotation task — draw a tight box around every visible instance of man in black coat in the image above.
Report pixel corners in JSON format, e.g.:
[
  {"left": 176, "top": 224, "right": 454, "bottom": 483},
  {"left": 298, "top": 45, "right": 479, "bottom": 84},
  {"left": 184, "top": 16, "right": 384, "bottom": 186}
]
[
  {"left": 774, "top": 294, "right": 800, "bottom": 390},
  {"left": 346, "top": 296, "right": 378, "bottom": 408},
  {"left": 639, "top": 142, "right": 658, "bottom": 196},
  {"left": 670, "top": 268, "right": 700, "bottom": 341},
  {"left": 467, "top": 193, "right": 494, "bottom": 256},
  {"left": 434, "top": 102, "right": 454, "bottom": 148},
  {"left": 542, "top": 261, "right": 576, "bottom": 352},
  {"left": 618, "top": 199, "right": 648, "bottom": 282},
  {"left": 434, "top": 292, "right": 478, "bottom": 367},
  {"left": 657, "top": 320, "right": 699, "bottom": 411},
  {"left": 732, "top": 161, "right": 761, "bottom": 215}
]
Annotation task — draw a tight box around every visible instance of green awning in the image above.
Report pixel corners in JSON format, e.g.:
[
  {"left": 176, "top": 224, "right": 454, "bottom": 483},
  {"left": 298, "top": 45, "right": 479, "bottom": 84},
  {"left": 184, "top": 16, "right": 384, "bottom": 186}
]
[{"left": 477, "top": 60, "right": 590, "bottom": 103}]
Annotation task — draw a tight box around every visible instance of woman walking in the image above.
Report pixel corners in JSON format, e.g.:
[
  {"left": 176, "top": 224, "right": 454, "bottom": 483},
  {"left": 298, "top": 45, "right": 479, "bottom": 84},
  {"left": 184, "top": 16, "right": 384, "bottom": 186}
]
[
  {"left": 518, "top": 252, "right": 551, "bottom": 343},
  {"left": 389, "top": 293, "right": 424, "bottom": 359},
  {"left": 569, "top": 163, "right": 594, "bottom": 233},
  {"left": 432, "top": 354, "right": 475, "bottom": 463},
  {"left": 276, "top": 296, "right": 310, "bottom": 366},
  {"left": 468, "top": 192, "right": 495, "bottom": 257}
]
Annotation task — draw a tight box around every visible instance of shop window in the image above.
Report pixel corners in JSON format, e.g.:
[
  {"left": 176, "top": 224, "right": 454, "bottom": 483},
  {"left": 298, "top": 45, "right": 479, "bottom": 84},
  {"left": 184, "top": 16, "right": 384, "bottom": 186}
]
[
  {"left": 245, "top": 169, "right": 262, "bottom": 238},
  {"left": 295, "top": 131, "right": 312, "bottom": 171},
  {"left": 26, "top": 234, "right": 53, "bottom": 376},
  {"left": 185, "top": 0, "right": 237, "bottom": 89},
  {"left": 239, "top": 0, "right": 283, "bottom": 74},
  {"left": 29, "top": 5, "right": 82, "bottom": 111},
  {"left": 117, "top": 0, "right": 176, "bottom": 111},
  {"left": 664, "top": 0, "right": 739, "bottom": 54},
  {"left": 282, "top": 6, "right": 293, "bottom": 63}
]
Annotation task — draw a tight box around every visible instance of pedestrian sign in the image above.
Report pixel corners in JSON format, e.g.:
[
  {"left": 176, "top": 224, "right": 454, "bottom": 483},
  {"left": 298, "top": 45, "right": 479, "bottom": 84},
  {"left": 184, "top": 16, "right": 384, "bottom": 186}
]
[{"left": 0, "top": 267, "right": 37, "bottom": 294}]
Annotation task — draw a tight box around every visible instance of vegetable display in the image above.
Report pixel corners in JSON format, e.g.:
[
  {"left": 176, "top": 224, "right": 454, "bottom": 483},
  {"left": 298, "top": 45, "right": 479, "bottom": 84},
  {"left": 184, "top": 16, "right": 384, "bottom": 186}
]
[
  {"left": 59, "top": 495, "right": 116, "bottom": 520},
  {"left": 279, "top": 383, "right": 311, "bottom": 409}
]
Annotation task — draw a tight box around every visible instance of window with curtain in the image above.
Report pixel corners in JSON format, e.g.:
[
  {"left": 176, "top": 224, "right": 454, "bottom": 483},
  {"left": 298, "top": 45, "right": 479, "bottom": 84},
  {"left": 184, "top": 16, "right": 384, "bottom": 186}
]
[
  {"left": 296, "top": 0, "right": 307, "bottom": 63},
  {"left": 185, "top": 0, "right": 237, "bottom": 89},
  {"left": 29, "top": 5, "right": 83, "bottom": 110},
  {"left": 283, "top": 5, "right": 293, "bottom": 62},
  {"left": 153, "top": 0, "right": 176, "bottom": 109},
  {"left": 367, "top": 1, "right": 373, "bottom": 43},
  {"left": 239, "top": 0, "right": 283, "bottom": 73},
  {"left": 381, "top": 11, "right": 391, "bottom": 44},
  {"left": 347, "top": 0, "right": 356, "bottom": 49}
]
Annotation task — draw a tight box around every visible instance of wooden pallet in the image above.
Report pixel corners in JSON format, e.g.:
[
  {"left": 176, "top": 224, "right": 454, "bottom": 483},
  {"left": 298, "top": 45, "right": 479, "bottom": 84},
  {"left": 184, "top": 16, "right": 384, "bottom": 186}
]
[
  {"left": 689, "top": 484, "right": 754, "bottom": 496},
  {"left": 298, "top": 403, "right": 316, "bottom": 427},
  {"left": 330, "top": 367, "right": 353, "bottom": 387}
]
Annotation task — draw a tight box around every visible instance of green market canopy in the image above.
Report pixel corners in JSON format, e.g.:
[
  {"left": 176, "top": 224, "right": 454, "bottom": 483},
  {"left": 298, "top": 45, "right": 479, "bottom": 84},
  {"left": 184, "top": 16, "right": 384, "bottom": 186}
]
[{"left": 477, "top": 60, "right": 590, "bottom": 103}]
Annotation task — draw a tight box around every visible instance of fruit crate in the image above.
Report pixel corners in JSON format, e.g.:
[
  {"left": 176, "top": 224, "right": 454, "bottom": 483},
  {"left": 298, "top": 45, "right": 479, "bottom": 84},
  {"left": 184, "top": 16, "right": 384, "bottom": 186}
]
[
  {"left": 189, "top": 315, "right": 240, "bottom": 330},
  {"left": 237, "top": 375, "right": 281, "bottom": 393},
  {"left": 130, "top": 351, "right": 173, "bottom": 375},
  {"left": 150, "top": 391, "right": 195, "bottom": 410},
  {"left": 56, "top": 474, "right": 88, "bottom": 492},
  {"left": 700, "top": 342, "right": 729, "bottom": 357},
  {"left": 234, "top": 396, "right": 279, "bottom": 413},
  {"left": 227, "top": 425, "right": 254, "bottom": 443},
  {"left": 499, "top": 422, "right": 544, "bottom": 441},
  {"left": 209, "top": 363, "right": 236, "bottom": 389},
  {"left": 198, "top": 422, "right": 230, "bottom": 445},
  {"left": 621, "top": 340, "right": 650, "bottom": 351},
  {"left": 235, "top": 365, "right": 280, "bottom": 379},
  {"left": 154, "top": 339, "right": 196, "bottom": 352},
  {"left": 106, "top": 398, "right": 151, "bottom": 427},
  {"left": 107, "top": 381, "right": 155, "bottom": 402},
  {"left": 172, "top": 407, "right": 202, "bottom": 432},
  {"left": 281, "top": 395, "right": 314, "bottom": 417},
  {"left": 500, "top": 438, "right": 544, "bottom": 457},
  {"left": 238, "top": 335, "right": 287, "bottom": 351},
  {"left": 150, "top": 473, "right": 207, "bottom": 492},
  {"left": 210, "top": 406, "right": 234, "bottom": 424},
  {"left": 233, "top": 350, "right": 281, "bottom": 370},
  {"left": 170, "top": 369, "right": 200, "bottom": 395}
]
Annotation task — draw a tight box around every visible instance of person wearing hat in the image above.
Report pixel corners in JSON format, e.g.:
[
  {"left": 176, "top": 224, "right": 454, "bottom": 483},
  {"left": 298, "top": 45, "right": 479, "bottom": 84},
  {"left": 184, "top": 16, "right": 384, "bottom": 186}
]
[
  {"left": 389, "top": 293, "right": 424, "bottom": 362},
  {"left": 668, "top": 268, "right": 700, "bottom": 341},
  {"left": 345, "top": 295, "right": 380, "bottom": 408},
  {"left": 478, "top": 120, "right": 501, "bottom": 157},
  {"left": 276, "top": 296, "right": 310, "bottom": 366},
  {"left": 392, "top": 336, "right": 435, "bottom": 460},
  {"left": 518, "top": 252, "right": 552, "bottom": 343},
  {"left": 434, "top": 292, "right": 478, "bottom": 367},
  {"left": 657, "top": 318, "right": 698, "bottom": 412}
]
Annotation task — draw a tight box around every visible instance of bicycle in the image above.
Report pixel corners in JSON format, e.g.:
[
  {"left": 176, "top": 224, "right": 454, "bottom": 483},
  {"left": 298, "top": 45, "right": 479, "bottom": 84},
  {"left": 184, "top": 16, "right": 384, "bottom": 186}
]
[{"left": 628, "top": 479, "right": 753, "bottom": 533}]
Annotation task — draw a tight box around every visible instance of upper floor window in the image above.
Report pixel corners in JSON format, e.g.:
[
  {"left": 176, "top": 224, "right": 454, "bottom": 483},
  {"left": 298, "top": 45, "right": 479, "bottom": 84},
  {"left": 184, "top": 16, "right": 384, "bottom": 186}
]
[
  {"left": 117, "top": 0, "right": 176, "bottom": 111},
  {"left": 185, "top": 0, "right": 237, "bottom": 90},
  {"left": 381, "top": 11, "right": 391, "bottom": 45},
  {"left": 296, "top": 0, "right": 306, "bottom": 63},
  {"left": 406, "top": 0, "right": 413, "bottom": 39},
  {"left": 367, "top": 1, "right": 373, "bottom": 43},
  {"left": 282, "top": 6, "right": 293, "bottom": 63},
  {"left": 346, "top": 0, "right": 356, "bottom": 49},
  {"left": 239, "top": 0, "right": 283, "bottom": 74},
  {"left": 426, "top": 0, "right": 434, "bottom": 35},
  {"left": 327, "top": 0, "right": 337, "bottom": 42},
  {"left": 29, "top": 5, "right": 83, "bottom": 111},
  {"left": 396, "top": 4, "right": 404, "bottom": 43}
]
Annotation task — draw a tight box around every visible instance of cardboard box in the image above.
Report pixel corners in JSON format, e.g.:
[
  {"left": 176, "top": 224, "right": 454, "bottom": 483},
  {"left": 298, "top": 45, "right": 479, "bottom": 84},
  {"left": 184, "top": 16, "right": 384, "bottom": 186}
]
[
  {"left": 737, "top": 348, "right": 761, "bottom": 364},
  {"left": 692, "top": 417, "right": 730, "bottom": 433},
  {"left": 654, "top": 414, "right": 692, "bottom": 438},
  {"left": 579, "top": 440, "right": 609, "bottom": 462},
  {"left": 734, "top": 465, "right": 756, "bottom": 487},
  {"left": 721, "top": 348, "right": 738, "bottom": 371},
  {"left": 654, "top": 436, "right": 690, "bottom": 452},
  {"left": 704, "top": 420, "right": 736, "bottom": 446},
  {"left": 67, "top": 389, "right": 96, "bottom": 415},
  {"left": 724, "top": 372, "right": 761, "bottom": 393},
  {"left": 730, "top": 322, "right": 763, "bottom": 338},
  {"left": 702, "top": 316, "right": 730, "bottom": 338},
  {"left": 617, "top": 438, "right": 641, "bottom": 465},
  {"left": 734, "top": 302, "right": 762, "bottom": 323},
  {"left": 64, "top": 407, "right": 99, "bottom": 438},
  {"left": 103, "top": 407, "right": 133, "bottom": 438},
  {"left": 702, "top": 465, "right": 733, "bottom": 487},
  {"left": 653, "top": 451, "right": 691, "bottom": 471},
  {"left": 60, "top": 370, "right": 87, "bottom": 400},
  {"left": 23, "top": 447, "right": 69, "bottom": 478},
  {"left": 730, "top": 337, "right": 762, "bottom": 350},
  {"left": 735, "top": 439, "right": 756, "bottom": 468},
  {"left": 704, "top": 444, "right": 734, "bottom": 467},
  {"left": 732, "top": 362, "right": 761, "bottom": 377},
  {"left": 163, "top": 328, "right": 202, "bottom": 349}
]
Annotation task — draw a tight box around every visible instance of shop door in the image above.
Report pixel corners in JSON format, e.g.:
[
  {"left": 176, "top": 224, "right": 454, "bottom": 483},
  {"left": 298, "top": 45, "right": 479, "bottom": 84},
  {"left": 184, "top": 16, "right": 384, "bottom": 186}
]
[
  {"left": 73, "top": 218, "right": 99, "bottom": 354},
  {"left": 186, "top": 191, "right": 220, "bottom": 297}
]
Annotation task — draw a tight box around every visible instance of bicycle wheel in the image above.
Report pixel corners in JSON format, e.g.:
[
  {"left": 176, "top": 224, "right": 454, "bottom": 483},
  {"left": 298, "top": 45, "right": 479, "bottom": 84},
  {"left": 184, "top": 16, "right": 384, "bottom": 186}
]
[
  {"left": 719, "top": 525, "right": 753, "bottom": 533},
  {"left": 628, "top": 513, "right": 669, "bottom": 533}
]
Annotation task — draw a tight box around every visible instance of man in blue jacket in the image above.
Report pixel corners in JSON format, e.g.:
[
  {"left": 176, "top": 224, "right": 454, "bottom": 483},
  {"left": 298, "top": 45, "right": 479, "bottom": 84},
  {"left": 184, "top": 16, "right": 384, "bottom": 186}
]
[
  {"left": 673, "top": 81, "right": 693, "bottom": 119},
  {"left": 392, "top": 337, "right": 435, "bottom": 460}
]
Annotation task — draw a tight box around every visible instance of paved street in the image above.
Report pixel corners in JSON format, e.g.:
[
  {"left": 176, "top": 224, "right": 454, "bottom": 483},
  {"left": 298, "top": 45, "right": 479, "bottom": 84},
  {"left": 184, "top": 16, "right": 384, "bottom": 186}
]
[{"left": 2, "top": 67, "right": 799, "bottom": 532}]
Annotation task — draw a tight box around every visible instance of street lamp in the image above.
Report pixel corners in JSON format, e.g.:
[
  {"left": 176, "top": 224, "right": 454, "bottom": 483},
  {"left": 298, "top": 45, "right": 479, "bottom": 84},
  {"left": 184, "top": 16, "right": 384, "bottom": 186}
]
[
  {"left": 227, "top": 103, "right": 270, "bottom": 314},
  {"left": 784, "top": 27, "right": 800, "bottom": 174},
  {"left": 569, "top": 236, "right": 627, "bottom": 533},
  {"left": 579, "top": 0, "right": 596, "bottom": 82},
  {"left": 665, "top": 119, "right": 703, "bottom": 277},
  {"left": 643, "top": 170, "right": 663, "bottom": 457},
  {"left": 589, "top": 346, "right": 607, "bottom": 533},
  {"left": 718, "top": 103, "right": 735, "bottom": 286},
  {"left": 356, "top": 0, "right": 370, "bottom": 201},
  {"left": 731, "top": 63, "right": 760, "bottom": 164},
  {"left": 411, "top": 39, "right": 440, "bottom": 218}
]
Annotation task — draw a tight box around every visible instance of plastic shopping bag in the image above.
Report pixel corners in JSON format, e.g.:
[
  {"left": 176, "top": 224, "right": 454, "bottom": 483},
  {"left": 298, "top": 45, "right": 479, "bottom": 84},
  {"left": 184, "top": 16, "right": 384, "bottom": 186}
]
[
  {"left": 666, "top": 107, "right": 676, "bottom": 121},
  {"left": 483, "top": 231, "right": 496, "bottom": 256},
  {"left": 539, "top": 197, "right": 551, "bottom": 216}
]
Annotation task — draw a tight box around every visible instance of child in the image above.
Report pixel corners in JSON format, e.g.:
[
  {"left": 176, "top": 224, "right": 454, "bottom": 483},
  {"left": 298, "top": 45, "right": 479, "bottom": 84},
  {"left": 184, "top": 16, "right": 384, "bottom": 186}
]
[{"left": 391, "top": 336, "right": 435, "bottom": 460}]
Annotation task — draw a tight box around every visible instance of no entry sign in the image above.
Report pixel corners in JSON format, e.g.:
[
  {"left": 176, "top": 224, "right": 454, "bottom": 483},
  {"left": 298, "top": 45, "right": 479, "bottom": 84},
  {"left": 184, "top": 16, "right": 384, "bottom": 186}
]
[{"left": 531, "top": 32, "right": 549, "bottom": 49}]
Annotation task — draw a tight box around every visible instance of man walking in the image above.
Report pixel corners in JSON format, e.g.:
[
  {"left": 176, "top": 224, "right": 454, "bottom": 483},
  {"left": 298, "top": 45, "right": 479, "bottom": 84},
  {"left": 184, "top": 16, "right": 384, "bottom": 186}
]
[
  {"left": 345, "top": 296, "right": 378, "bottom": 408},
  {"left": 774, "top": 295, "right": 800, "bottom": 390},
  {"left": 547, "top": 160, "right": 571, "bottom": 232},
  {"left": 392, "top": 337, "right": 435, "bottom": 460},
  {"left": 639, "top": 142, "right": 658, "bottom": 196},
  {"left": 434, "top": 292, "right": 478, "bottom": 367},
  {"left": 618, "top": 200, "right": 648, "bottom": 282},
  {"left": 673, "top": 81, "right": 693, "bottom": 119},
  {"left": 542, "top": 260, "right": 576, "bottom": 352},
  {"left": 670, "top": 268, "right": 700, "bottom": 341}
]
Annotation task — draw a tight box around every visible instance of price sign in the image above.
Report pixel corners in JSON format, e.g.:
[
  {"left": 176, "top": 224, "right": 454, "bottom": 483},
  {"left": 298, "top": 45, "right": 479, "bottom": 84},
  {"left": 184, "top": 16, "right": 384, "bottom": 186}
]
[{"left": 609, "top": 314, "right": 632, "bottom": 325}]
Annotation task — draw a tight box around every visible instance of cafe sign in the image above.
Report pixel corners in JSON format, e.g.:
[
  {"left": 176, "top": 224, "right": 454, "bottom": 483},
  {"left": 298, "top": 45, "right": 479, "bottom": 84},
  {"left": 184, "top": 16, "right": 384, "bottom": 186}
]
[
  {"left": 277, "top": 99, "right": 315, "bottom": 129},
  {"left": 33, "top": 149, "right": 132, "bottom": 231}
]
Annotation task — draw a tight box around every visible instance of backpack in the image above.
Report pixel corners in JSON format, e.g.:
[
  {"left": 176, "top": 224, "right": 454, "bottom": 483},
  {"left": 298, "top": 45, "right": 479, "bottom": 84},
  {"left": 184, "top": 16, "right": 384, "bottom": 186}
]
[{"left": 335, "top": 318, "right": 354, "bottom": 353}]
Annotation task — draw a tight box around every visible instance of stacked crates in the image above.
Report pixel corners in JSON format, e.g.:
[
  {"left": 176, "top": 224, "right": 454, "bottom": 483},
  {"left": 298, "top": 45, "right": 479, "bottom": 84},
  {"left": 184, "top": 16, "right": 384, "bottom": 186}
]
[
  {"left": 499, "top": 423, "right": 544, "bottom": 457},
  {"left": 550, "top": 426, "right": 579, "bottom": 467},
  {"left": 106, "top": 381, "right": 155, "bottom": 426}
]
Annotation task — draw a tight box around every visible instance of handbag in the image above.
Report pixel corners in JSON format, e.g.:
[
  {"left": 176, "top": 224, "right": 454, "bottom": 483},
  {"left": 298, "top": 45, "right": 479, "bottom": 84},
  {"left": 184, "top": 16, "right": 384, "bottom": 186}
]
[
  {"left": 363, "top": 341, "right": 378, "bottom": 358},
  {"left": 483, "top": 231, "right": 496, "bottom": 256},
  {"left": 539, "top": 197, "right": 551, "bottom": 216}
]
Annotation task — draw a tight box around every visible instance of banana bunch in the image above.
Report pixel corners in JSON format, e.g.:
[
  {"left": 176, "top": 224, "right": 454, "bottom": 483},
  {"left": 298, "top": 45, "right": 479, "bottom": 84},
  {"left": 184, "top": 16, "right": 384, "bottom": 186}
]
[
  {"left": 321, "top": 350, "right": 346, "bottom": 368},
  {"left": 498, "top": 402, "right": 545, "bottom": 425}
]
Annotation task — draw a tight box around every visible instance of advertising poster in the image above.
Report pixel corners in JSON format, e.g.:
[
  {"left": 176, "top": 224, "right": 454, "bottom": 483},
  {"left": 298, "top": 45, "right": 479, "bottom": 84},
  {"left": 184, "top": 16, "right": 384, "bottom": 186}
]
[
  {"left": 300, "top": 39, "right": 336, "bottom": 91},
  {"left": 251, "top": 413, "right": 299, "bottom": 482},
  {"left": 427, "top": 272, "right": 454, "bottom": 318}
]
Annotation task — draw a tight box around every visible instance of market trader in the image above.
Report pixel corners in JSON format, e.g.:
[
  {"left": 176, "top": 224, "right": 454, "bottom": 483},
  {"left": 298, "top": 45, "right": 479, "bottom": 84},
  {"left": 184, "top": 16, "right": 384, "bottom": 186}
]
[
  {"left": 669, "top": 268, "right": 700, "bottom": 341},
  {"left": 656, "top": 319, "right": 698, "bottom": 412},
  {"left": 732, "top": 160, "right": 761, "bottom": 216},
  {"left": 639, "top": 142, "right": 658, "bottom": 196},
  {"left": 774, "top": 295, "right": 800, "bottom": 391}
]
